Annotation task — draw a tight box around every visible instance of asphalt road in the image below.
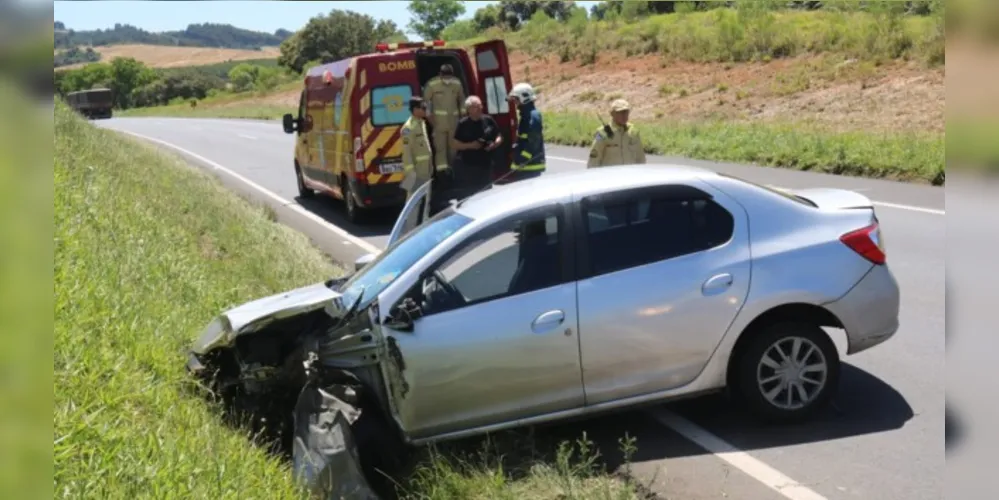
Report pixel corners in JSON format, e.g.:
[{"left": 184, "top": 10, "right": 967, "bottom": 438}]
[{"left": 98, "top": 117, "right": 944, "bottom": 500}]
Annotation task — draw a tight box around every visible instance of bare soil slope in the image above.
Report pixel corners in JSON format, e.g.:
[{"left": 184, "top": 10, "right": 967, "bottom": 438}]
[
  {"left": 508, "top": 51, "right": 944, "bottom": 135},
  {"left": 55, "top": 44, "right": 281, "bottom": 71}
]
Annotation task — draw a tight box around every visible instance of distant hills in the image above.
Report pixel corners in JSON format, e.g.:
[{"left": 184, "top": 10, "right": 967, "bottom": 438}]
[{"left": 54, "top": 21, "right": 293, "bottom": 51}]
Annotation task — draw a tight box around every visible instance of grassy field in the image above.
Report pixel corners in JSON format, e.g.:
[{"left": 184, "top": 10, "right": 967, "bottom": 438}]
[
  {"left": 54, "top": 44, "right": 281, "bottom": 71},
  {"left": 121, "top": 98, "right": 944, "bottom": 185},
  {"left": 501, "top": 6, "right": 944, "bottom": 67},
  {"left": 54, "top": 100, "right": 638, "bottom": 498}
]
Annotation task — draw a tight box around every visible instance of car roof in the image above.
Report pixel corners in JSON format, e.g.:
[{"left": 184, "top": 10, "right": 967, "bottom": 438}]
[{"left": 454, "top": 164, "right": 720, "bottom": 220}]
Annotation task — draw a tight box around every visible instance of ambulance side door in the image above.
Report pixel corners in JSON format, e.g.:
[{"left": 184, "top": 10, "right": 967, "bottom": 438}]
[{"left": 473, "top": 40, "right": 514, "bottom": 178}]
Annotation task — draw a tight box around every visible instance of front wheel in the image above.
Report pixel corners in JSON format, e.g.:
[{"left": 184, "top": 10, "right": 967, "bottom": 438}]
[
  {"left": 295, "top": 163, "right": 314, "bottom": 199},
  {"left": 733, "top": 322, "right": 840, "bottom": 424}
]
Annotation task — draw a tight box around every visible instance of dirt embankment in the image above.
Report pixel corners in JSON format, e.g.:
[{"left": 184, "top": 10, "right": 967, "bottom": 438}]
[
  {"left": 184, "top": 47, "right": 944, "bottom": 137},
  {"left": 508, "top": 50, "right": 944, "bottom": 135}
]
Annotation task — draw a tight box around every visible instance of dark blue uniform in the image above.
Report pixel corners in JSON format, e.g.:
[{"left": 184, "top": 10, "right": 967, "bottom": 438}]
[{"left": 510, "top": 101, "right": 546, "bottom": 181}]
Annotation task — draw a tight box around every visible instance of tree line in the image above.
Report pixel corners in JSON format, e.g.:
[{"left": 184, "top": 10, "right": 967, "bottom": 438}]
[
  {"left": 54, "top": 57, "right": 295, "bottom": 110},
  {"left": 54, "top": 21, "right": 293, "bottom": 50}
]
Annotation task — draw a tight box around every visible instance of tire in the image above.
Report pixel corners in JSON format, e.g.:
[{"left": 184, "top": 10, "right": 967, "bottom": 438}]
[
  {"left": 733, "top": 322, "right": 840, "bottom": 424},
  {"left": 343, "top": 178, "right": 366, "bottom": 224},
  {"left": 295, "top": 163, "right": 314, "bottom": 199}
]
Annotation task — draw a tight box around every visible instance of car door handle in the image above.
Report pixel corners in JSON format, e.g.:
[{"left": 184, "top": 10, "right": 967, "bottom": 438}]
[
  {"left": 702, "top": 273, "right": 733, "bottom": 296},
  {"left": 531, "top": 310, "right": 565, "bottom": 334}
]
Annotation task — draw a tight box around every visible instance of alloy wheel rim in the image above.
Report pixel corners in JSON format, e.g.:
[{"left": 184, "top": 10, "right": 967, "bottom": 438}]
[
  {"left": 346, "top": 185, "right": 355, "bottom": 214},
  {"left": 756, "top": 336, "right": 828, "bottom": 411}
]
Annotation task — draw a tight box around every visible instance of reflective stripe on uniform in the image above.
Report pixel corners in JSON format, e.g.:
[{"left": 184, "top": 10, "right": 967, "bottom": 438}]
[
  {"left": 512, "top": 163, "right": 546, "bottom": 172},
  {"left": 415, "top": 155, "right": 430, "bottom": 161},
  {"left": 519, "top": 150, "right": 532, "bottom": 160},
  {"left": 434, "top": 110, "right": 452, "bottom": 116},
  {"left": 404, "top": 164, "right": 414, "bottom": 171},
  {"left": 518, "top": 133, "right": 528, "bottom": 139}
]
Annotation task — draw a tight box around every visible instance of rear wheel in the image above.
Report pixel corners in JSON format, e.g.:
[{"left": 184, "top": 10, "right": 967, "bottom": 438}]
[
  {"left": 343, "top": 177, "right": 366, "bottom": 224},
  {"left": 295, "top": 163, "right": 314, "bottom": 199},
  {"left": 733, "top": 322, "right": 840, "bottom": 423}
]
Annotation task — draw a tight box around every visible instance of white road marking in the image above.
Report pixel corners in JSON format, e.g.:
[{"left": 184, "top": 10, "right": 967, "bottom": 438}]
[
  {"left": 546, "top": 155, "right": 945, "bottom": 215},
  {"left": 117, "top": 130, "right": 382, "bottom": 255},
  {"left": 116, "top": 130, "right": 831, "bottom": 500},
  {"left": 652, "top": 409, "right": 829, "bottom": 500},
  {"left": 237, "top": 133, "right": 257, "bottom": 140}
]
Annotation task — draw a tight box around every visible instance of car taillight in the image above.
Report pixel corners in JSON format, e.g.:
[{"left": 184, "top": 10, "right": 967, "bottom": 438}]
[
  {"left": 354, "top": 136, "right": 364, "bottom": 173},
  {"left": 840, "top": 221, "right": 886, "bottom": 265}
]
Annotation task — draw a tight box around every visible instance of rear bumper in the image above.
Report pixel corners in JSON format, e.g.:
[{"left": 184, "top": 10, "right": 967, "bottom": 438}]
[
  {"left": 350, "top": 179, "right": 406, "bottom": 209},
  {"left": 824, "top": 264, "right": 901, "bottom": 355}
]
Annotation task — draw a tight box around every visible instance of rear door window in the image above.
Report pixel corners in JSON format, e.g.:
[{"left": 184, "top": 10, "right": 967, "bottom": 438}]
[
  {"left": 581, "top": 187, "right": 735, "bottom": 278},
  {"left": 484, "top": 76, "right": 510, "bottom": 115},
  {"left": 371, "top": 85, "right": 412, "bottom": 126}
]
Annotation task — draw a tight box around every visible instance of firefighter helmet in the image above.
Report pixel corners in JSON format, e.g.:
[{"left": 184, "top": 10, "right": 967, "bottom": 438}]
[{"left": 508, "top": 82, "right": 536, "bottom": 104}]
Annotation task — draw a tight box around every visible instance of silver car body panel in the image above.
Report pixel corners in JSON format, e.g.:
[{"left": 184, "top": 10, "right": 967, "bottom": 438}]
[
  {"left": 823, "top": 263, "right": 901, "bottom": 355},
  {"left": 576, "top": 178, "right": 753, "bottom": 405}
]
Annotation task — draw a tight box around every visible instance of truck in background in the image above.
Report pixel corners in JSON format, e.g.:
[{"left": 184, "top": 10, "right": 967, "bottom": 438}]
[{"left": 66, "top": 88, "right": 113, "bottom": 119}]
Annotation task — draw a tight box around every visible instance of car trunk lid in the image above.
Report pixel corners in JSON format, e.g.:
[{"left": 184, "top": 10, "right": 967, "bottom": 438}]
[{"left": 787, "top": 187, "right": 874, "bottom": 211}]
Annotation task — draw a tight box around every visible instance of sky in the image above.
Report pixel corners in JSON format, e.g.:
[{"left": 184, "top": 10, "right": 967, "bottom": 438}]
[{"left": 53, "top": 1, "right": 600, "bottom": 38}]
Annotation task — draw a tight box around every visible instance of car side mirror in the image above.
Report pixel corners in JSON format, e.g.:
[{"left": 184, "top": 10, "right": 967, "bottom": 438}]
[
  {"left": 384, "top": 298, "right": 421, "bottom": 332},
  {"left": 282, "top": 113, "right": 298, "bottom": 134},
  {"left": 354, "top": 252, "right": 376, "bottom": 272}
]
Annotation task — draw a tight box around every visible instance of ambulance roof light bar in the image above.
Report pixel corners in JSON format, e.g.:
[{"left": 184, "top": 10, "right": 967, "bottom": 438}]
[{"left": 375, "top": 40, "right": 446, "bottom": 52}]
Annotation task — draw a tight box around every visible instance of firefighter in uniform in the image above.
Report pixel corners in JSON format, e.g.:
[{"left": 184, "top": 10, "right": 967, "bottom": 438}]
[
  {"left": 423, "top": 64, "right": 465, "bottom": 173},
  {"left": 507, "top": 82, "right": 546, "bottom": 181},
  {"left": 400, "top": 97, "right": 433, "bottom": 201},
  {"left": 587, "top": 99, "right": 647, "bottom": 168}
]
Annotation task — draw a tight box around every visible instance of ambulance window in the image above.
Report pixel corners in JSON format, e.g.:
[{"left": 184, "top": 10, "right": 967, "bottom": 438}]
[
  {"left": 484, "top": 76, "right": 509, "bottom": 115},
  {"left": 371, "top": 85, "right": 412, "bottom": 127},
  {"left": 334, "top": 91, "right": 343, "bottom": 128},
  {"left": 477, "top": 50, "right": 499, "bottom": 72}
]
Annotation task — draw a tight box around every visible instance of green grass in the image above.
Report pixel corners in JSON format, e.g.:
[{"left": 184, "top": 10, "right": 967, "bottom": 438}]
[
  {"left": 54, "top": 100, "right": 640, "bottom": 498},
  {"left": 489, "top": 6, "right": 945, "bottom": 67},
  {"left": 54, "top": 98, "right": 334, "bottom": 498},
  {"left": 545, "top": 113, "right": 945, "bottom": 185},
  {"left": 122, "top": 98, "right": 945, "bottom": 185}
]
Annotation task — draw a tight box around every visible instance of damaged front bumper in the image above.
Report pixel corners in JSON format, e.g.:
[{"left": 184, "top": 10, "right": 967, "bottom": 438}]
[{"left": 185, "top": 279, "right": 405, "bottom": 499}]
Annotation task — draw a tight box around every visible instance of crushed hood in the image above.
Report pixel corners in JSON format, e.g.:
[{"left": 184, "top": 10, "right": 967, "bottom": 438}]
[{"left": 192, "top": 281, "right": 348, "bottom": 355}]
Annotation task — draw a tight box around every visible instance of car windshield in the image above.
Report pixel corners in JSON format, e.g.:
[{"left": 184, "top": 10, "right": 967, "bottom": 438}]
[{"left": 337, "top": 208, "right": 473, "bottom": 309}]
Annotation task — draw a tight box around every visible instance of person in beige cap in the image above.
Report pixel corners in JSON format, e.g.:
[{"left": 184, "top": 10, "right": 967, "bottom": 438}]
[{"left": 586, "top": 99, "right": 646, "bottom": 168}]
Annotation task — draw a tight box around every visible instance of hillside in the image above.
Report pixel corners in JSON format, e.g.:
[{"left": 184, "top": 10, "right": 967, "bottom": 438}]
[
  {"left": 53, "top": 21, "right": 292, "bottom": 50},
  {"left": 54, "top": 44, "right": 281, "bottom": 71},
  {"left": 117, "top": 4, "right": 945, "bottom": 183}
]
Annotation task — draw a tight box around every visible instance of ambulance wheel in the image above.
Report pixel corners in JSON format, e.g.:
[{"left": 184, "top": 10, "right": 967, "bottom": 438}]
[
  {"left": 295, "top": 163, "right": 314, "bottom": 199},
  {"left": 343, "top": 178, "right": 366, "bottom": 224}
]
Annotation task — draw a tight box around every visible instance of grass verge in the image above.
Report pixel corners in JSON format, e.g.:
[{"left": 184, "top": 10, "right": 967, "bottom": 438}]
[
  {"left": 545, "top": 113, "right": 944, "bottom": 185},
  {"left": 54, "top": 100, "right": 640, "bottom": 498},
  {"left": 55, "top": 98, "right": 332, "bottom": 497},
  {"left": 121, "top": 99, "right": 944, "bottom": 185}
]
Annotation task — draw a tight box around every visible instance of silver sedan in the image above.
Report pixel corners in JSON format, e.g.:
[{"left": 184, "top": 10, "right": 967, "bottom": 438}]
[{"left": 188, "top": 164, "right": 900, "bottom": 490}]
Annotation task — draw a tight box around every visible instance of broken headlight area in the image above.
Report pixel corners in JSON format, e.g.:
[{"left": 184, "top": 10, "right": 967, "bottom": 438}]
[{"left": 186, "top": 295, "right": 408, "bottom": 499}]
